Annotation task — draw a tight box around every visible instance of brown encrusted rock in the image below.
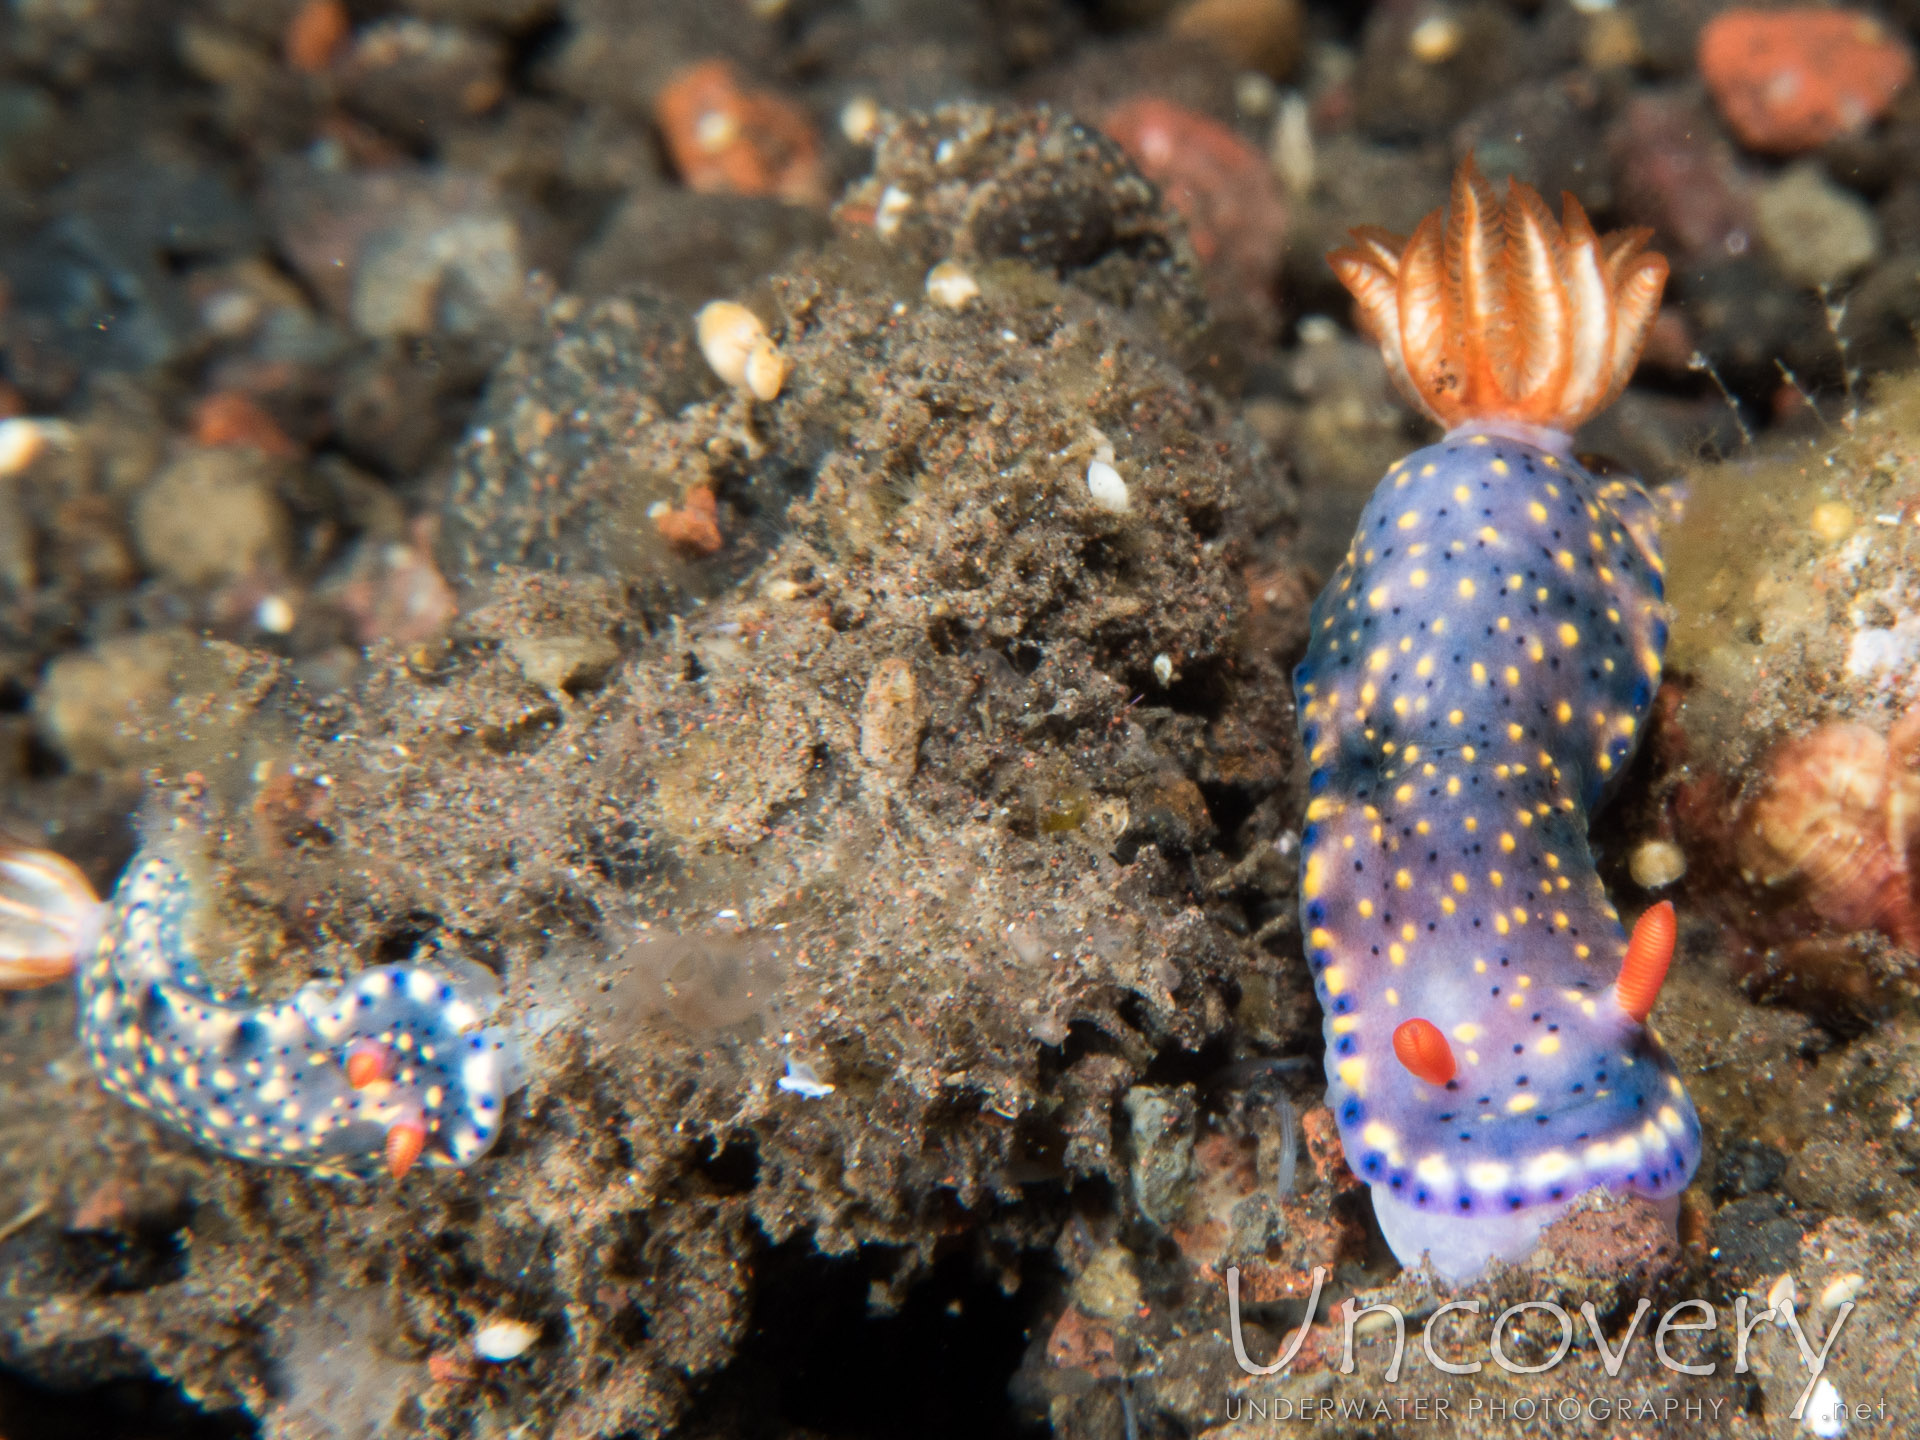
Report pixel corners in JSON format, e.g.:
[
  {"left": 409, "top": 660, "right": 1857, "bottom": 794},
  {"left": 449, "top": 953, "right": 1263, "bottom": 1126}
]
[{"left": 0, "top": 106, "right": 1309, "bottom": 1440}]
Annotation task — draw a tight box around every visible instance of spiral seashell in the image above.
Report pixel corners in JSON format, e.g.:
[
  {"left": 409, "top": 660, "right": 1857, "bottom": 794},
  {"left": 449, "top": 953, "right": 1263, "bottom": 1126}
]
[{"left": 1736, "top": 717, "right": 1920, "bottom": 949}]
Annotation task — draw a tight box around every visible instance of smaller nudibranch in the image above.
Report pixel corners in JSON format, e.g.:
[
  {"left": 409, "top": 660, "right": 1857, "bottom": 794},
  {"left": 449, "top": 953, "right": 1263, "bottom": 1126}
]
[
  {"left": 1296, "top": 158, "right": 1699, "bottom": 1283},
  {"left": 0, "top": 828, "right": 523, "bottom": 1178}
]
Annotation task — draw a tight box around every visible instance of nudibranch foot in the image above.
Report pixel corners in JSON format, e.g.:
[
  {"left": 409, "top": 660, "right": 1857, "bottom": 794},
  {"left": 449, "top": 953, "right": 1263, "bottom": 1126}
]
[{"left": 1373, "top": 1184, "right": 1681, "bottom": 1287}]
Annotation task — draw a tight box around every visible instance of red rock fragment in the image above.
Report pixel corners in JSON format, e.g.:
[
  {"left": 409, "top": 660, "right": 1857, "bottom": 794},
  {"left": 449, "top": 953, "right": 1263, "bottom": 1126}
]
[
  {"left": 1700, "top": 8, "right": 1914, "bottom": 155},
  {"left": 192, "top": 392, "right": 301, "bottom": 459},
  {"left": 653, "top": 486, "right": 723, "bottom": 556},
  {"left": 1045, "top": 1306, "right": 1119, "bottom": 1379},
  {"left": 1100, "top": 97, "right": 1286, "bottom": 330},
  {"left": 654, "top": 60, "right": 826, "bottom": 206},
  {"left": 427, "top": 1351, "right": 478, "bottom": 1384},
  {"left": 286, "top": 0, "right": 351, "bottom": 74}
]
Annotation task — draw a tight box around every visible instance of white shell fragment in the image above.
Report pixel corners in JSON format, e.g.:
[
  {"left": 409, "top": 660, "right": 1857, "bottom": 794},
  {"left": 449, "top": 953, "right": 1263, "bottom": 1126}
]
[
  {"left": 874, "top": 185, "right": 912, "bottom": 240},
  {"left": 1087, "top": 459, "right": 1130, "bottom": 513},
  {"left": 778, "top": 1058, "right": 835, "bottom": 1098},
  {"left": 1819, "top": 1273, "right": 1865, "bottom": 1310},
  {"left": 743, "top": 338, "right": 790, "bottom": 402},
  {"left": 1804, "top": 1376, "right": 1845, "bottom": 1437},
  {"left": 472, "top": 1319, "right": 540, "bottom": 1362},
  {"left": 696, "top": 301, "right": 789, "bottom": 401},
  {"left": 1767, "top": 1272, "right": 1799, "bottom": 1318},
  {"left": 1152, "top": 653, "right": 1174, "bottom": 688},
  {"left": 925, "top": 260, "right": 980, "bottom": 312}
]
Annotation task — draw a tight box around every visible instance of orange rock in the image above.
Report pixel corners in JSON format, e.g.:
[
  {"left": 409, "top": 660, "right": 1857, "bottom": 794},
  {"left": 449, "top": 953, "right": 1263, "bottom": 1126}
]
[
  {"left": 1101, "top": 97, "right": 1285, "bottom": 328},
  {"left": 1700, "top": 8, "right": 1914, "bottom": 154},
  {"left": 654, "top": 60, "right": 826, "bottom": 205},
  {"left": 192, "top": 392, "right": 301, "bottom": 458},
  {"left": 286, "top": 0, "right": 351, "bottom": 74},
  {"left": 1045, "top": 1306, "right": 1119, "bottom": 1378},
  {"left": 654, "top": 485, "right": 723, "bottom": 555}
]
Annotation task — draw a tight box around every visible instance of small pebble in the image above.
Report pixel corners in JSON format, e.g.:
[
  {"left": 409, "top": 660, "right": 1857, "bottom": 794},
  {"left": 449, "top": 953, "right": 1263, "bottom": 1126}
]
[
  {"left": 859, "top": 657, "right": 924, "bottom": 783},
  {"left": 839, "top": 95, "right": 880, "bottom": 145},
  {"left": 1811, "top": 501, "right": 1856, "bottom": 542},
  {"left": 1087, "top": 458, "right": 1131, "bottom": 513},
  {"left": 1629, "top": 839, "right": 1686, "bottom": 889},
  {"left": 256, "top": 595, "right": 297, "bottom": 635},
  {"left": 0, "top": 418, "right": 48, "bottom": 477},
  {"left": 924, "top": 260, "right": 980, "bottom": 312},
  {"left": 1408, "top": 12, "right": 1462, "bottom": 63},
  {"left": 1152, "top": 653, "right": 1174, "bottom": 687},
  {"left": 471, "top": 1319, "right": 539, "bottom": 1362},
  {"left": 874, "top": 185, "right": 912, "bottom": 239},
  {"left": 1754, "top": 162, "right": 1880, "bottom": 290},
  {"left": 135, "top": 449, "right": 290, "bottom": 588},
  {"left": 1700, "top": 8, "right": 1914, "bottom": 155}
]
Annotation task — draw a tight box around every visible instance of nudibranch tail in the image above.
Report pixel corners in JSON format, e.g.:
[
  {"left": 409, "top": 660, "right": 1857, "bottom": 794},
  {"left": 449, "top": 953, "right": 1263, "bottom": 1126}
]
[
  {"left": 0, "top": 842, "right": 103, "bottom": 989},
  {"left": 1328, "top": 156, "right": 1667, "bottom": 436},
  {"left": 1616, "top": 900, "right": 1678, "bottom": 1024}
]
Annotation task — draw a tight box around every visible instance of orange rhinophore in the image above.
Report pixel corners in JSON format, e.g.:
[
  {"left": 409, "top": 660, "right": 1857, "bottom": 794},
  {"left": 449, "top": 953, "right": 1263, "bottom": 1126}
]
[
  {"left": 1391, "top": 1018, "right": 1456, "bottom": 1087},
  {"left": 1617, "top": 900, "right": 1678, "bottom": 1023},
  {"left": 386, "top": 1119, "right": 428, "bottom": 1179},
  {"left": 1328, "top": 158, "right": 1667, "bottom": 435},
  {"left": 345, "top": 1041, "right": 393, "bottom": 1090}
]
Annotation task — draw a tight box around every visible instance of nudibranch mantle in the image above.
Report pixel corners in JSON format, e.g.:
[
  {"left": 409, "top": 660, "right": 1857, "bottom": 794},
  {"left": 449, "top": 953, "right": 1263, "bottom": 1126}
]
[
  {"left": 1297, "top": 160, "right": 1699, "bottom": 1282},
  {"left": 76, "top": 837, "right": 523, "bottom": 1176}
]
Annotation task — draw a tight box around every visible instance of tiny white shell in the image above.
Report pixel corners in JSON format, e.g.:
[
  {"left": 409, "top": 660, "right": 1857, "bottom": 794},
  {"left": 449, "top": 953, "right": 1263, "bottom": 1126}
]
[
  {"left": 1152, "top": 653, "right": 1174, "bottom": 687},
  {"left": 778, "top": 1058, "right": 835, "bottom": 1098},
  {"left": 697, "top": 302, "right": 788, "bottom": 401},
  {"left": 925, "top": 261, "right": 980, "bottom": 312},
  {"left": 696, "top": 301, "right": 767, "bottom": 389},
  {"left": 1086, "top": 459, "right": 1130, "bottom": 513},
  {"left": 1818, "top": 1273, "right": 1864, "bottom": 1309},
  {"left": 472, "top": 1319, "right": 540, "bottom": 1361},
  {"left": 743, "top": 336, "right": 789, "bottom": 402}
]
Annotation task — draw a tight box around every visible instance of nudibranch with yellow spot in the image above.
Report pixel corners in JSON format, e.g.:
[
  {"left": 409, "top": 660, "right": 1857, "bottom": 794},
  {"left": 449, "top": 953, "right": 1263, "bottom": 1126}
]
[
  {"left": 0, "top": 829, "right": 523, "bottom": 1178},
  {"left": 1295, "top": 159, "right": 1698, "bottom": 1283}
]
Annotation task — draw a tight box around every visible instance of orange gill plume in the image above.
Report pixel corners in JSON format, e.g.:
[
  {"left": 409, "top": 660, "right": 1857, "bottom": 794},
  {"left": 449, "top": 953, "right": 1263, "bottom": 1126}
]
[{"left": 1327, "top": 157, "right": 1668, "bottom": 436}]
